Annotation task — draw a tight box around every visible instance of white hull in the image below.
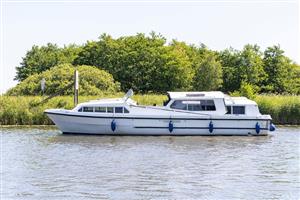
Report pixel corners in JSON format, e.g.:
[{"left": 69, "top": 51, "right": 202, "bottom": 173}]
[{"left": 46, "top": 112, "right": 271, "bottom": 136}]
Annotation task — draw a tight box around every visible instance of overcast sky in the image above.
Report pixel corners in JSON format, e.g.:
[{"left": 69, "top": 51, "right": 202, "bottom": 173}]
[{"left": 0, "top": 0, "right": 299, "bottom": 94}]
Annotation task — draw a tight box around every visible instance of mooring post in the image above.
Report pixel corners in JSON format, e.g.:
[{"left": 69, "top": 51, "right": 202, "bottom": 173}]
[{"left": 74, "top": 70, "right": 79, "bottom": 106}]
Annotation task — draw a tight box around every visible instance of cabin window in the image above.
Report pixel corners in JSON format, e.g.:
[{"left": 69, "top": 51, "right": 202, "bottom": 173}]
[
  {"left": 78, "top": 107, "right": 82, "bottom": 112},
  {"left": 95, "top": 107, "right": 106, "bottom": 113},
  {"left": 233, "top": 106, "right": 245, "bottom": 114},
  {"left": 170, "top": 100, "right": 187, "bottom": 110},
  {"left": 83, "top": 107, "right": 93, "bottom": 112},
  {"left": 107, "top": 107, "right": 113, "bottom": 113},
  {"left": 226, "top": 106, "right": 232, "bottom": 114},
  {"left": 170, "top": 100, "right": 216, "bottom": 111},
  {"left": 124, "top": 107, "right": 130, "bottom": 113},
  {"left": 115, "top": 107, "right": 123, "bottom": 113},
  {"left": 186, "top": 101, "right": 202, "bottom": 111},
  {"left": 205, "top": 100, "right": 216, "bottom": 111}
]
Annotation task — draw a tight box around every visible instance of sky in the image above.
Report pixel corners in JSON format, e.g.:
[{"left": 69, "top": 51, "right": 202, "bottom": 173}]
[{"left": 0, "top": 0, "right": 299, "bottom": 94}]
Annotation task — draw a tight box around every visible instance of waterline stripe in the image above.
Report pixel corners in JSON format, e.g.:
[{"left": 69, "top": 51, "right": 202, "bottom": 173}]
[{"left": 134, "top": 126, "right": 269, "bottom": 130}]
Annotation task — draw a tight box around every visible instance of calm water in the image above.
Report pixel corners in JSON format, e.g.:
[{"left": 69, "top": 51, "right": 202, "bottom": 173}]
[{"left": 1, "top": 127, "right": 299, "bottom": 200}]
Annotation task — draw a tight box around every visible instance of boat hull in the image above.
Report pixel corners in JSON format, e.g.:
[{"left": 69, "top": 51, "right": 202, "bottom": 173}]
[{"left": 45, "top": 112, "right": 271, "bottom": 136}]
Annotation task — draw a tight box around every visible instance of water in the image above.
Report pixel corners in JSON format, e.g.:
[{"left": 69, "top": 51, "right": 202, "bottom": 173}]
[{"left": 1, "top": 126, "right": 299, "bottom": 200}]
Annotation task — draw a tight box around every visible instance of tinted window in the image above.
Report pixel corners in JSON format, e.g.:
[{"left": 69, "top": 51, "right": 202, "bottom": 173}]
[
  {"left": 95, "top": 107, "right": 106, "bottom": 113},
  {"left": 226, "top": 106, "right": 231, "bottom": 114},
  {"left": 187, "top": 103, "right": 202, "bottom": 111},
  {"left": 204, "top": 100, "right": 216, "bottom": 111},
  {"left": 107, "top": 107, "right": 113, "bottom": 113},
  {"left": 124, "top": 107, "right": 130, "bottom": 113},
  {"left": 171, "top": 100, "right": 216, "bottom": 111},
  {"left": 170, "top": 100, "right": 187, "bottom": 110},
  {"left": 78, "top": 107, "right": 82, "bottom": 112},
  {"left": 233, "top": 106, "right": 245, "bottom": 114},
  {"left": 115, "top": 107, "right": 123, "bottom": 113},
  {"left": 83, "top": 107, "right": 93, "bottom": 112}
]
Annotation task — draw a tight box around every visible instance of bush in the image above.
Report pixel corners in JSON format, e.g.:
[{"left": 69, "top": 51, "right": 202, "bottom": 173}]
[
  {"left": 230, "top": 82, "right": 257, "bottom": 99},
  {"left": 7, "top": 64, "right": 120, "bottom": 96}
]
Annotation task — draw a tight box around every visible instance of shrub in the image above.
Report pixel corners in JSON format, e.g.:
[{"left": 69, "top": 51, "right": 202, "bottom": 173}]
[{"left": 7, "top": 64, "right": 120, "bottom": 96}]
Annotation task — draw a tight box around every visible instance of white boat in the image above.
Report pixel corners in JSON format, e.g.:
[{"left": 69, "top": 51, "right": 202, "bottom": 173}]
[{"left": 45, "top": 90, "right": 276, "bottom": 136}]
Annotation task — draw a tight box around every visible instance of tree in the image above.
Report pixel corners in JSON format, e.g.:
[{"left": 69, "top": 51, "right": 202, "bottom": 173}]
[
  {"left": 219, "top": 48, "right": 242, "bottom": 92},
  {"left": 74, "top": 33, "right": 194, "bottom": 93},
  {"left": 8, "top": 64, "right": 120, "bottom": 95},
  {"left": 262, "top": 45, "right": 292, "bottom": 93},
  {"left": 15, "top": 43, "right": 82, "bottom": 81},
  {"left": 193, "top": 52, "right": 223, "bottom": 91},
  {"left": 219, "top": 45, "right": 266, "bottom": 93}
]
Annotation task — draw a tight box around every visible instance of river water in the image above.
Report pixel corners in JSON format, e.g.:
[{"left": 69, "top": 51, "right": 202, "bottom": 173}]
[{"left": 1, "top": 126, "right": 299, "bottom": 200}]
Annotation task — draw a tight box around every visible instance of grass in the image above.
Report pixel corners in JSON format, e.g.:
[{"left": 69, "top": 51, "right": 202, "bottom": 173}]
[
  {"left": 254, "top": 95, "right": 300, "bottom": 125},
  {"left": 0, "top": 94, "right": 299, "bottom": 125}
]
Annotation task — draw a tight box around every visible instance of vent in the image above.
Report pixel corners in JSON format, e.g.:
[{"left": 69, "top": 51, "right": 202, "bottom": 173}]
[{"left": 185, "top": 93, "right": 205, "bottom": 97}]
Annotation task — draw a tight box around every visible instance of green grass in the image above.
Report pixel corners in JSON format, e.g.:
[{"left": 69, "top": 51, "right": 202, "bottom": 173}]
[
  {"left": 254, "top": 95, "right": 300, "bottom": 125},
  {"left": 0, "top": 94, "right": 299, "bottom": 125}
]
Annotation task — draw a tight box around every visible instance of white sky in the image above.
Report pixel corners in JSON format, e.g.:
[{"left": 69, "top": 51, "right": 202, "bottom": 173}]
[{"left": 0, "top": 0, "right": 299, "bottom": 94}]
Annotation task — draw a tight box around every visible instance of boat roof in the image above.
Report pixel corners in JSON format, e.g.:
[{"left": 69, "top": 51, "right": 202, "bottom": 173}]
[
  {"left": 225, "top": 97, "right": 257, "bottom": 105},
  {"left": 79, "top": 98, "right": 136, "bottom": 106},
  {"left": 167, "top": 91, "right": 225, "bottom": 99}
]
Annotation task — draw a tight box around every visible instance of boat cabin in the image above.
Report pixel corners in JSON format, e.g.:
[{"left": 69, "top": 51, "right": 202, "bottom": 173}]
[
  {"left": 72, "top": 91, "right": 261, "bottom": 117},
  {"left": 164, "top": 91, "right": 261, "bottom": 116}
]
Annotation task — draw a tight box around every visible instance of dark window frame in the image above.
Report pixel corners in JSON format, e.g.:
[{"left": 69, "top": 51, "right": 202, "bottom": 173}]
[
  {"left": 95, "top": 107, "right": 106, "bottom": 113},
  {"left": 233, "top": 106, "right": 245, "bottom": 115},
  {"left": 115, "top": 107, "right": 123, "bottom": 113},
  {"left": 83, "top": 107, "right": 94, "bottom": 112},
  {"left": 107, "top": 107, "right": 114, "bottom": 113}
]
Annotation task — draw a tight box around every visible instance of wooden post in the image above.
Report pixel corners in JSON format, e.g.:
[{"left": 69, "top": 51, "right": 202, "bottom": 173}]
[{"left": 74, "top": 70, "right": 79, "bottom": 106}]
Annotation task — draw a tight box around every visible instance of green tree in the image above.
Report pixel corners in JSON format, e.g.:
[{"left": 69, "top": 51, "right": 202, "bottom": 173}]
[
  {"left": 8, "top": 64, "right": 120, "bottom": 95},
  {"left": 74, "top": 33, "right": 194, "bottom": 93},
  {"left": 193, "top": 52, "right": 223, "bottom": 91},
  {"left": 286, "top": 64, "right": 300, "bottom": 94},
  {"left": 219, "top": 48, "right": 241, "bottom": 92},
  {"left": 15, "top": 43, "right": 82, "bottom": 81},
  {"left": 219, "top": 44, "right": 265, "bottom": 92},
  {"left": 262, "top": 45, "right": 293, "bottom": 93}
]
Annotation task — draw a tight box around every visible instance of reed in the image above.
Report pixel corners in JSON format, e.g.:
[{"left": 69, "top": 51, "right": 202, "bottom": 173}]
[
  {"left": 254, "top": 95, "right": 300, "bottom": 125},
  {"left": 0, "top": 94, "right": 299, "bottom": 125}
]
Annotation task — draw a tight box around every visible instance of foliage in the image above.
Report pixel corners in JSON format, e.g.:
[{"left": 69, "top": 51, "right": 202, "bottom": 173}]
[
  {"left": 0, "top": 94, "right": 299, "bottom": 125},
  {"left": 262, "top": 45, "right": 297, "bottom": 94},
  {"left": 7, "top": 64, "right": 120, "bottom": 95},
  {"left": 219, "top": 45, "right": 266, "bottom": 93},
  {"left": 230, "top": 82, "right": 257, "bottom": 100},
  {"left": 15, "top": 43, "right": 82, "bottom": 81},
  {"left": 193, "top": 51, "right": 223, "bottom": 91},
  {"left": 255, "top": 95, "right": 300, "bottom": 125},
  {"left": 74, "top": 33, "right": 194, "bottom": 93},
  {"left": 12, "top": 33, "right": 300, "bottom": 95}
]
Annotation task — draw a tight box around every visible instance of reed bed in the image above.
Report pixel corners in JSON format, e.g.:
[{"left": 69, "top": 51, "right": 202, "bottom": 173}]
[{"left": 0, "top": 94, "right": 299, "bottom": 125}]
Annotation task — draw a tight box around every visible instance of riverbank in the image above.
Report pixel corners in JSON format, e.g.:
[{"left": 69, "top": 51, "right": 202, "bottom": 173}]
[{"left": 0, "top": 94, "right": 299, "bottom": 125}]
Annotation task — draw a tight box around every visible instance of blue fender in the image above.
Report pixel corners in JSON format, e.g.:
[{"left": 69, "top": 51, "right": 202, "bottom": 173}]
[
  {"left": 255, "top": 122, "right": 260, "bottom": 134},
  {"left": 269, "top": 123, "right": 276, "bottom": 132},
  {"left": 169, "top": 121, "right": 174, "bottom": 133},
  {"left": 209, "top": 121, "right": 213, "bottom": 133},
  {"left": 111, "top": 120, "right": 116, "bottom": 132}
]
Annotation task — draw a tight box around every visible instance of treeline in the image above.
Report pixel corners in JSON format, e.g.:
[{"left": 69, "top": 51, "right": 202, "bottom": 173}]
[{"left": 13, "top": 32, "right": 300, "bottom": 95}]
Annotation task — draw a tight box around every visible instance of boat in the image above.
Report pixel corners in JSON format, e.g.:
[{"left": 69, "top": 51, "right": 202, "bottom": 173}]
[{"left": 45, "top": 90, "right": 276, "bottom": 136}]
